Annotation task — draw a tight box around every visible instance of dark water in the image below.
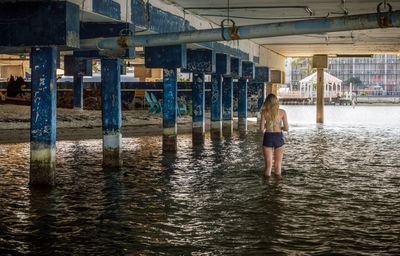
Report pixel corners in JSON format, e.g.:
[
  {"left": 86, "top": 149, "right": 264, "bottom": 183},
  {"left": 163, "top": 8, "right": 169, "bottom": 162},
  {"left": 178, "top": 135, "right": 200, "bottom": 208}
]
[{"left": 1, "top": 106, "right": 400, "bottom": 255}]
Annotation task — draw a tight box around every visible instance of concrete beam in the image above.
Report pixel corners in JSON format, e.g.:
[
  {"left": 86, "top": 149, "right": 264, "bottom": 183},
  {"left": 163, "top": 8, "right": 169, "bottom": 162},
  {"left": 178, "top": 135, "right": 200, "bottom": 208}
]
[
  {"left": 230, "top": 57, "right": 242, "bottom": 78},
  {"left": 215, "top": 53, "right": 231, "bottom": 75},
  {"left": 64, "top": 56, "right": 93, "bottom": 76},
  {"left": 93, "top": 0, "right": 121, "bottom": 20},
  {"left": 242, "top": 61, "right": 255, "bottom": 80},
  {"left": 145, "top": 45, "right": 187, "bottom": 69},
  {"left": 182, "top": 49, "right": 216, "bottom": 74},
  {"left": 255, "top": 67, "right": 269, "bottom": 83},
  {"left": 0, "top": 1, "right": 79, "bottom": 48}
]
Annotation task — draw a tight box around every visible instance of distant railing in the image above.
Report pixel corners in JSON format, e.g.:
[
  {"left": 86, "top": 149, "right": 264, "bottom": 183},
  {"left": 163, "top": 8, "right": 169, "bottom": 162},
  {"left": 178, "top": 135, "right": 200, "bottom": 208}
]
[
  {"left": 278, "top": 90, "right": 400, "bottom": 98},
  {"left": 357, "top": 91, "right": 400, "bottom": 97}
]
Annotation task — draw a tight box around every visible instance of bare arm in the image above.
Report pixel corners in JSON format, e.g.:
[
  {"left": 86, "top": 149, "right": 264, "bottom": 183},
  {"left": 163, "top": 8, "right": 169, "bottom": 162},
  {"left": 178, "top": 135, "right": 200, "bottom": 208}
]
[
  {"left": 281, "top": 110, "right": 289, "bottom": 131},
  {"left": 259, "top": 115, "right": 265, "bottom": 132}
]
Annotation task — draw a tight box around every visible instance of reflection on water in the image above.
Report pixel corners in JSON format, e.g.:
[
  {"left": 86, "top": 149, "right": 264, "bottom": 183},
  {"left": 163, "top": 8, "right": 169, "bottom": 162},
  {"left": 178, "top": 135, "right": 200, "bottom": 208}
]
[{"left": 1, "top": 106, "right": 400, "bottom": 255}]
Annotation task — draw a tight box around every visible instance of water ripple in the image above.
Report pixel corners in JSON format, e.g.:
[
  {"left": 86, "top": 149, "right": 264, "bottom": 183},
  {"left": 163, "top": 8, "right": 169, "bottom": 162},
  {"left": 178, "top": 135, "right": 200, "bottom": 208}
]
[{"left": 1, "top": 122, "right": 400, "bottom": 255}]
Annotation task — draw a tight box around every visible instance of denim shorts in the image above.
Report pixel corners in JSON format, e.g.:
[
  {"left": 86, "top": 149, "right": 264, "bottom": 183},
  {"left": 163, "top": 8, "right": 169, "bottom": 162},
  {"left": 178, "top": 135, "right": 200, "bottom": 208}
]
[{"left": 263, "top": 132, "right": 285, "bottom": 148}]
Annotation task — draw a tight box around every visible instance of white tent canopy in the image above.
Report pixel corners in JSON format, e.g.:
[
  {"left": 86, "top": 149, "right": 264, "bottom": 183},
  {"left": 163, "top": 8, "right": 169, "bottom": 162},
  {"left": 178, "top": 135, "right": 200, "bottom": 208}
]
[{"left": 299, "top": 71, "right": 342, "bottom": 99}]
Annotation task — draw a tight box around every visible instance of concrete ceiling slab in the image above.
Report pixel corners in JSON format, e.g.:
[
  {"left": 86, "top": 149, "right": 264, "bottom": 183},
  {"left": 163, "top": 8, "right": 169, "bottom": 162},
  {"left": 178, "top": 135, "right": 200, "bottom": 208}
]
[{"left": 165, "top": 0, "right": 400, "bottom": 56}]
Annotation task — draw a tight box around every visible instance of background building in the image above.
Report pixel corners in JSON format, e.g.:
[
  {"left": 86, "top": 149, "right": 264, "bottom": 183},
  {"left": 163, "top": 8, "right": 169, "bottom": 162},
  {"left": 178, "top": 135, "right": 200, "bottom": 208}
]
[{"left": 289, "top": 55, "right": 400, "bottom": 95}]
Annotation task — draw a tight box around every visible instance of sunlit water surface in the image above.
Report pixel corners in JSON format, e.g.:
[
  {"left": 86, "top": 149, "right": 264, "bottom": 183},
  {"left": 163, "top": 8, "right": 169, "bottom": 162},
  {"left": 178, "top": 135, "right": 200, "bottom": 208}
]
[{"left": 1, "top": 106, "right": 400, "bottom": 255}]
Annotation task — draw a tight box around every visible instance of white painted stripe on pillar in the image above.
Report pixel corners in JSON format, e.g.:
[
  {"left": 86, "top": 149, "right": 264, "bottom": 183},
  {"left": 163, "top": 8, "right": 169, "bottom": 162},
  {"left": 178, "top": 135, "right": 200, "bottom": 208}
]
[
  {"left": 211, "top": 121, "right": 222, "bottom": 129},
  {"left": 103, "top": 133, "right": 122, "bottom": 150}
]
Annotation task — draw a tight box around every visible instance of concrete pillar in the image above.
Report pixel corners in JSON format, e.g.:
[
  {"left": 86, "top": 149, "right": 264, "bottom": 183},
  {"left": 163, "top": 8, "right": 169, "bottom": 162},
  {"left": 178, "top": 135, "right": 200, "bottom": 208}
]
[
  {"left": 254, "top": 66, "right": 268, "bottom": 123},
  {"left": 222, "top": 76, "right": 233, "bottom": 136},
  {"left": 183, "top": 48, "right": 215, "bottom": 144},
  {"left": 192, "top": 72, "right": 205, "bottom": 144},
  {"left": 73, "top": 73, "right": 83, "bottom": 111},
  {"left": 211, "top": 53, "right": 231, "bottom": 140},
  {"left": 316, "top": 68, "right": 324, "bottom": 123},
  {"left": 30, "top": 47, "right": 58, "bottom": 186},
  {"left": 238, "top": 78, "right": 248, "bottom": 132},
  {"left": 313, "top": 55, "right": 328, "bottom": 124},
  {"left": 144, "top": 45, "right": 186, "bottom": 152},
  {"left": 101, "top": 58, "right": 122, "bottom": 167},
  {"left": 272, "top": 84, "right": 278, "bottom": 95},
  {"left": 162, "top": 68, "right": 178, "bottom": 152},
  {"left": 211, "top": 74, "right": 223, "bottom": 139}
]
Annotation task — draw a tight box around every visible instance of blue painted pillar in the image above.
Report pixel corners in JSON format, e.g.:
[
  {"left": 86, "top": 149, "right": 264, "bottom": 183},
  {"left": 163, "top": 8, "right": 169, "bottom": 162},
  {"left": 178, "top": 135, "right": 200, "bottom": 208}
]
[
  {"left": 101, "top": 58, "right": 122, "bottom": 167},
  {"left": 254, "top": 66, "right": 269, "bottom": 123},
  {"left": 183, "top": 49, "right": 215, "bottom": 144},
  {"left": 162, "top": 68, "right": 178, "bottom": 152},
  {"left": 238, "top": 78, "right": 248, "bottom": 132},
  {"left": 192, "top": 72, "right": 205, "bottom": 144},
  {"left": 30, "top": 47, "right": 58, "bottom": 186},
  {"left": 145, "top": 45, "right": 186, "bottom": 152},
  {"left": 255, "top": 82, "right": 266, "bottom": 112},
  {"left": 211, "top": 74, "right": 223, "bottom": 139},
  {"left": 222, "top": 76, "right": 233, "bottom": 135},
  {"left": 73, "top": 73, "right": 83, "bottom": 111},
  {"left": 210, "top": 53, "right": 229, "bottom": 139},
  {"left": 65, "top": 56, "right": 92, "bottom": 111}
]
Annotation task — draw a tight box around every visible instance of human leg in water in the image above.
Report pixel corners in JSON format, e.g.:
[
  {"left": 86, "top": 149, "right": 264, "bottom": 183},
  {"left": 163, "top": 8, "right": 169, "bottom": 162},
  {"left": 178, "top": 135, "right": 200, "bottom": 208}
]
[
  {"left": 263, "top": 146, "right": 273, "bottom": 177},
  {"left": 273, "top": 145, "right": 285, "bottom": 178}
]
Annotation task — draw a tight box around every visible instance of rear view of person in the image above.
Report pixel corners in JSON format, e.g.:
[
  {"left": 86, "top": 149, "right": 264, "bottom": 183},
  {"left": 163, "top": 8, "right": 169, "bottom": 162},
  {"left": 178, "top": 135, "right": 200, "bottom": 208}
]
[{"left": 260, "top": 94, "right": 289, "bottom": 178}]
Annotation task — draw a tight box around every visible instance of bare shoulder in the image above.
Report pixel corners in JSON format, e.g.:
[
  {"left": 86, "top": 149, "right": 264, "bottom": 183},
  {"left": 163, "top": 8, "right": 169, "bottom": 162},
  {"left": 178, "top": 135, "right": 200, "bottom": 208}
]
[{"left": 278, "top": 108, "right": 287, "bottom": 116}]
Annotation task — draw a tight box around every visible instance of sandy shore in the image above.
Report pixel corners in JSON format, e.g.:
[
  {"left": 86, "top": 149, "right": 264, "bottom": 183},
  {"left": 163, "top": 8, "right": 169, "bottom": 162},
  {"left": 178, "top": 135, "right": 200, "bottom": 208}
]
[{"left": 0, "top": 104, "right": 256, "bottom": 144}]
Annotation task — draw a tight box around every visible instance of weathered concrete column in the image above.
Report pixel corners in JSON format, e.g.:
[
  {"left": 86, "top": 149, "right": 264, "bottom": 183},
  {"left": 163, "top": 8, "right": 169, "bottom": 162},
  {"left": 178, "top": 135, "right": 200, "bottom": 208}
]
[
  {"left": 238, "top": 61, "right": 256, "bottom": 134},
  {"left": 192, "top": 73, "right": 205, "bottom": 144},
  {"left": 254, "top": 66, "right": 269, "bottom": 122},
  {"left": 211, "top": 53, "right": 230, "bottom": 139},
  {"left": 101, "top": 58, "right": 122, "bottom": 167},
  {"left": 316, "top": 68, "right": 324, "bottom": 124},
  {"left": 73, "top": 73, "right": 83, "bottom": 111},
  {"left": 145, "top": 45, "right": 187, "bottom": 152},
  {"left": 238, "top": 78, "right": 248, "bottom": 131},
  {"left": 65, "top": 56, "right": 92, "bottom": 112},
  {"left": 30, "top": 47, "right": 58, "bottom": 186},
  {"left": 211, "top": 74, "right": 223, "bottom": 139},
  {"left": 162, "top": 68, "right": 178, "bottom": 151},
  {"left": 222, "top": 76, "right": 233, "bottom": 136},
  {"left": 183, "top": 49, "right": 215, "bottom": 145},
  {"left": 313, "top": 55, "right": 328, "bottom": 124},
  {"left": 270, "top": 70, "right": 283, "bottom": 96}
]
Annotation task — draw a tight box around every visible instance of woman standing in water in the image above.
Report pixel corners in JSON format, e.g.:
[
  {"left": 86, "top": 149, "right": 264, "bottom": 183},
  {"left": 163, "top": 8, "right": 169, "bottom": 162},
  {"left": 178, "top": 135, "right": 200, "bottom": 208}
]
[{"left": 260, "top": 94, "right": 289, "bottom": 178}]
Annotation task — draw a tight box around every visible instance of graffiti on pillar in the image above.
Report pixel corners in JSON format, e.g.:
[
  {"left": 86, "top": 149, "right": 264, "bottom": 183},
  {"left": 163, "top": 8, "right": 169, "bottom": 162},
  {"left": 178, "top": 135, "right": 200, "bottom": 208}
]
[
  {"left": 246, "top": 81, "right": 264, "bottom": 113},
  {"left": 211, "top": 74, "right": 222, "bottom": 121},
  {"left": 222, "top": 77, "right": 233, "bottom": 120},
  {"left": 163, "top": 69, "right": 177, "bottom": 127},
  {"left": 238, "top": 78, "right": 248, "bottom": 119},
  {"left": 192, "top": 73, "right": 205, "bottom": 123},
  {"left": 183, "top": 50, "right": 214, "bottom": 73}
]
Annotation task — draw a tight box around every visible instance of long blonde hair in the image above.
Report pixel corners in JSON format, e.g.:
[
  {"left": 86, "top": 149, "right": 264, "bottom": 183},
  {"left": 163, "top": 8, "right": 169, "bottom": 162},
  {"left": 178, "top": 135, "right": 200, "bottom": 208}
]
[{"left": 260, "top": 94, "right": 279, "bottom": 125}]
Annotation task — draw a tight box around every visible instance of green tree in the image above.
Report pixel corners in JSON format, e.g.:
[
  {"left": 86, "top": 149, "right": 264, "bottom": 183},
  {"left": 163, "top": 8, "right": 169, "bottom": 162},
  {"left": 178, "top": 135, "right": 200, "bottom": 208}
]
[{"left": 343, "top": 77, "right": 362, "bottom": 87}]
